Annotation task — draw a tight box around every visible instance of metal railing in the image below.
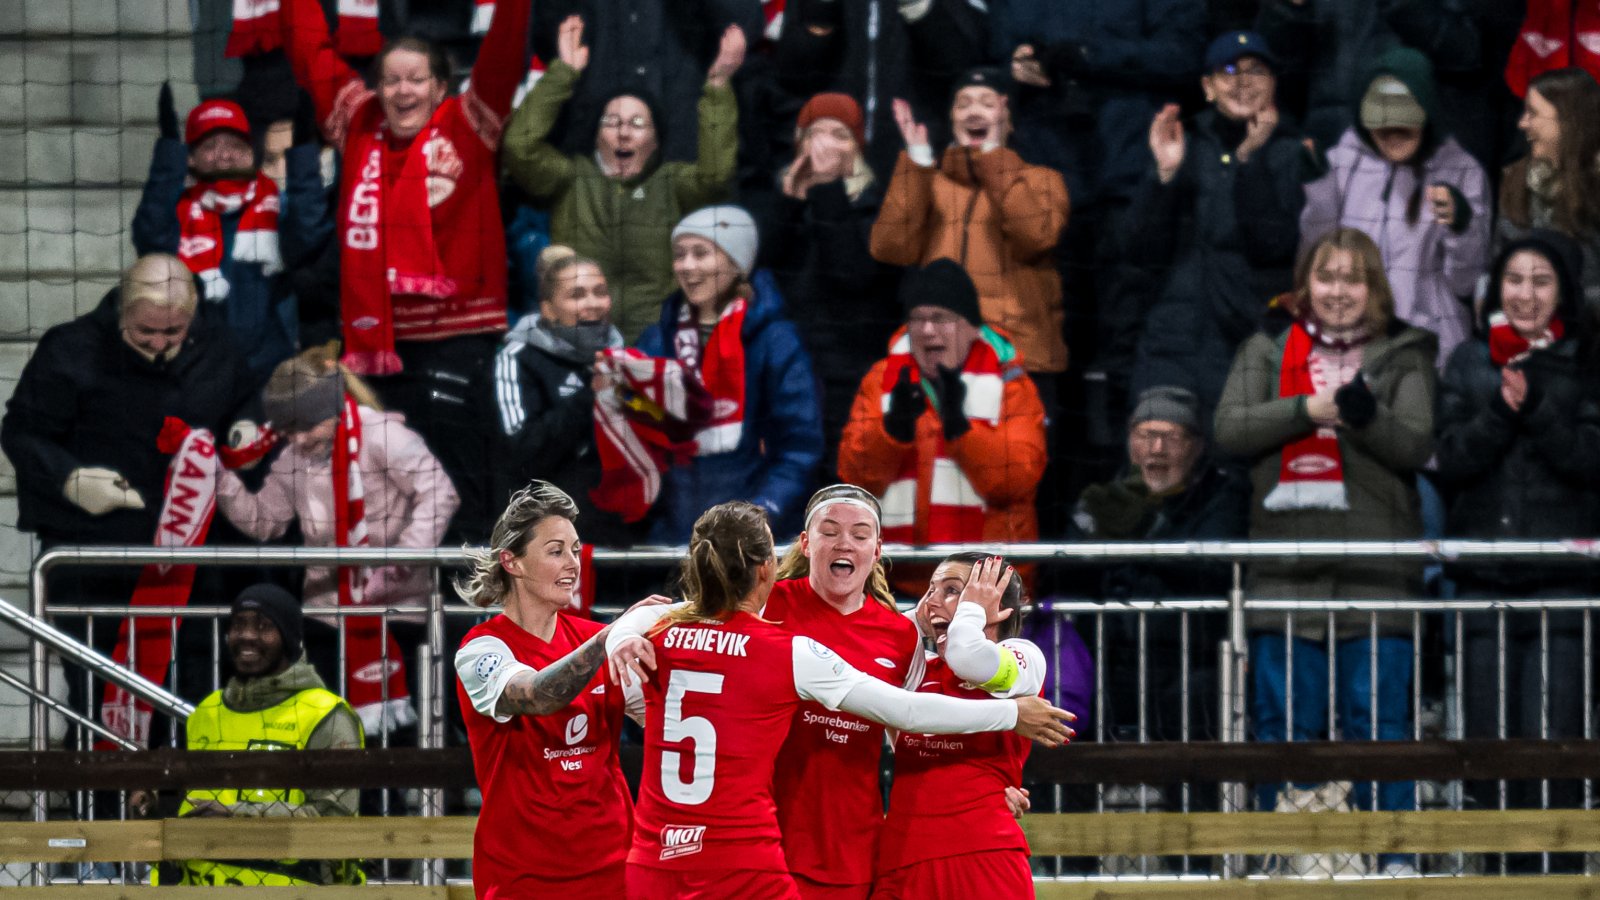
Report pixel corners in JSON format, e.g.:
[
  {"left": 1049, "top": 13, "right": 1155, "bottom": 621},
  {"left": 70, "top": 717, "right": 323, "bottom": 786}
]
[{"left": 13, "top": 540, "right": 1600, "bottom": 886}]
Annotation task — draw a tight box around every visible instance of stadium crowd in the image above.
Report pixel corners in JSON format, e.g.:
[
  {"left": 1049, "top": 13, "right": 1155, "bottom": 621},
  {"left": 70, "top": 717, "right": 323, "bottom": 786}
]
[{"left": 5, "top": 0, "right": 1600, "bottom": 889}]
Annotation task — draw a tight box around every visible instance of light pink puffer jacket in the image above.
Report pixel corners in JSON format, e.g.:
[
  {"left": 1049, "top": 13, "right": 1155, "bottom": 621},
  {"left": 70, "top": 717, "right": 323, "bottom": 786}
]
[{"left": 217, "top": 406, "right": 459, "bottom": 620}]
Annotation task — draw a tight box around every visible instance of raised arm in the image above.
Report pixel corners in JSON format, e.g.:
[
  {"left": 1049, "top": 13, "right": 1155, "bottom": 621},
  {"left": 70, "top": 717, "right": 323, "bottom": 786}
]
[
  {"left": 942, "top": 558, "right": 1048, "bottom": 697},
  {"left": 463, "top": 0, "right": 532, "bottom": 137},
  {"left": 280, "top": 0, "right": 366, "bottom": 145}
]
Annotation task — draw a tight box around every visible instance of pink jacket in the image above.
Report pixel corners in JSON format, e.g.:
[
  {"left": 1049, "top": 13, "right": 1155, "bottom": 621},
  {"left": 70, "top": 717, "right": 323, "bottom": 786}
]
[{"left": 217, "top": 407, "right": 459, "bottom": 618}]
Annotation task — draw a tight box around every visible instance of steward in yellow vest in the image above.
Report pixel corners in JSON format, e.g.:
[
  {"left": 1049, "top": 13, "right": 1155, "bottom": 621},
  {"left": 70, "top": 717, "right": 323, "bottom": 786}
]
[{"left": 156, "top": 584, "right": 366, "bottom": 886}]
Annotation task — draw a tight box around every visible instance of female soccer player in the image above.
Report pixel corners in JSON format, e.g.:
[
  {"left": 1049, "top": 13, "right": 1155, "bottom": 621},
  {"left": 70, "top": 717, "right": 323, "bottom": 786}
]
[
  {"left": 453, "top": 482, "right": 659, "bottom": 898},
  {"left": 619, "top": 501, "right": 1073, "bottom": 899},
  {"left": 615, "top": 483, "right": 930, "bottom": 897},
  {"left": 874, "top": 553, "right": 1045, "bottom": 898}
]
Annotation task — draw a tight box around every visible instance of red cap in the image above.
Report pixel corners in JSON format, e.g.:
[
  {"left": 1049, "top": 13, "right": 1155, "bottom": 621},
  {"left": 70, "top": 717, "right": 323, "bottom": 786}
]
[
  {"left": 185, "top": 99, "right": 251, "bottom": 146},
  {"left": 797, "top": 92, "right": 865, "bottom": 147}
]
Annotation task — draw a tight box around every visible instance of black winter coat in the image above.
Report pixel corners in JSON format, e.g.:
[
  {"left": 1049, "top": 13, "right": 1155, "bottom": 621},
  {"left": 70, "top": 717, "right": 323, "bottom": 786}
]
[
  {"left": 1, "top": 292, "right": 258, "bottom": 545},
  {"left": 1071, "top": 461, "right": 1252, "bottom": 601},
  {"left": 1119, "top": 110, "right": 1308, "bottom": 417},
  {"left": 1436, "top": 338, "right": 1600, "bottom": 590},
  {"left": 487, "top": 318, "right": 638, "bottom": 549}
]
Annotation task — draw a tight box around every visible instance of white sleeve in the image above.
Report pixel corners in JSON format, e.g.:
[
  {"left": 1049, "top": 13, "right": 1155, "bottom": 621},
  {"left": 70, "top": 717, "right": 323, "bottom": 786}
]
[
  {"left": 791, "top": 637, "right": 1018, "bottom": 734},
  {"left": 901, "top": 644, "right": 929, "bottom": 691},
  {"left": 944, "top": 602, "right": 1047, "bottom": 698},
  {"left": 622, "top": 674, "right": 646, "bottom": 726},
  {"left": 603, "top": 603, "right": 681, "bottom": 655},
  {"left": 454, "top": 636, "right": 537, "bottom": 724}
]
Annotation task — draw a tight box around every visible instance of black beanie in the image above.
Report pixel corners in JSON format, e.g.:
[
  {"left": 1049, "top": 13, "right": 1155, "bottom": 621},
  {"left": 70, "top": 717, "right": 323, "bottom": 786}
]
[
  {"left": 231, "top": 583, "right": 304, "bottom": 664},
  {"left": 900, "top": 258, "right": 983, "bottom": 326}
]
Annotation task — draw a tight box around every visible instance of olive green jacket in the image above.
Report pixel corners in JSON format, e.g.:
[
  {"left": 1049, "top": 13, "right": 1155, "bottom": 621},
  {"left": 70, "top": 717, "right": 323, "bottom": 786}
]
[
  {"left": 502, "top": 61, "right": 738, "bottom": 342},
  {"left": 1215, "top": 322, "right": 1438, "bottom": 639}
]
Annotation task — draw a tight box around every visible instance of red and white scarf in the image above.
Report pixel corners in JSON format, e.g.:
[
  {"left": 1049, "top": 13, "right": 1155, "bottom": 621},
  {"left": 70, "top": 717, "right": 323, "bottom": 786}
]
[
  {"left": 227, "top": 0, "right": 380, "bottom": 58},
  {"left": 876, "top": 328, "right": 1007, "bottom": 544},
  {"left": 1489, "top": 310, "right": 1565, "bottom": 367},
  {"left": 1263, "top": 322, "right": 1354, "bottom": 511},
  {"left": 332, "top": 396, "right": 416, "bottom": 734},
  {"left": 590, "top": 349, "right": 702, "bottom": 523},
  {"left": 340, "top": 124, "right": 455, "bottom": 376},
  {"left": 672, "top": 298, "right": 748, "bottom": 455},
  {"left": 1506, "top": 0, "right": 1600, "bottom": 97},
  {"left": 177, "top": 175, "right": 283, "bottom": 301},
  {"left": 100, "top": 418, "right": 278, "bottom": 748}
]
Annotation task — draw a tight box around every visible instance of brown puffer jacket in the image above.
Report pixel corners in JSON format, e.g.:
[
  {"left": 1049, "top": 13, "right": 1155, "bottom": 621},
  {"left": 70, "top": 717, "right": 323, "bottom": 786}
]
[{"left": 870, "top": 146, "right": 1070, "bottom": 374}]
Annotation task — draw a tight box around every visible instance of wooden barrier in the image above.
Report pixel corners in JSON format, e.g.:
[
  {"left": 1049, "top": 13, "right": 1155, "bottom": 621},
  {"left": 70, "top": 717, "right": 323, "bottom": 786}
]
[{"left": 6, "top": 811, "right": 1600, "bottom": 863}]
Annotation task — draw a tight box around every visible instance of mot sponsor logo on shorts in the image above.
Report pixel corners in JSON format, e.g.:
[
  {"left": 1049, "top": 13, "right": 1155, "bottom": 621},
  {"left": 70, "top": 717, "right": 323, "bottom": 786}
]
[{"left": 659, "top": 824, "right": 707, "bottom": 860}]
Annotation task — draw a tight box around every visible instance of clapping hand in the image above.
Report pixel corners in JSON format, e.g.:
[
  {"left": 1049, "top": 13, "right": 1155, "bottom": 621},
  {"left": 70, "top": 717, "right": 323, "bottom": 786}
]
[
  {"left": 1149, "top": 103, "right": 1186, "bottom": 184},
  {"left": 892, "top": 98, "right": 930, "bottom": 152}
]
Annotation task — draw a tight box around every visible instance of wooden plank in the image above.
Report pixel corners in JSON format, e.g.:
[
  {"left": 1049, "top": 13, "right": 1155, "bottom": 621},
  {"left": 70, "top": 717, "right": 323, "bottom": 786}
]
[
  {"left": 0, "top": 820, "right": 161, "bottom": 863},
  {"left": 1024, "top": 810, "right": 1600, "bottom": 856},
  {"left": 160, "top": 817, "right": 477, "bottom": 862},
  {"left": 0, "top": 749, "right": 477, "bottom": 792},
  {"left": 3, "top": 883, "right": 454, "bottom": 890},
  {"left": 1033, "top": 877, "right": 1600, "bottom": 899}
]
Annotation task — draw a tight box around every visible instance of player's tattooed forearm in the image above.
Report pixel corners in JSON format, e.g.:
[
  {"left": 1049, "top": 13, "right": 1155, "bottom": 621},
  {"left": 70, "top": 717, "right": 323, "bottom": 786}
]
[{"left": 496, "top": 635, "right": 609, "bottom": 717}]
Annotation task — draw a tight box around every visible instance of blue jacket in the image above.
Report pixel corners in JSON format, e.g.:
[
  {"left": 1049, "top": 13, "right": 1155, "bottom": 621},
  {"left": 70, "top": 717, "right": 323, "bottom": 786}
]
[
  {"left": 635, "top": 270, "right": 823, "bottom": 543},
  {"left": 132, "top": 140, "right": 332, "bottom": 381}
]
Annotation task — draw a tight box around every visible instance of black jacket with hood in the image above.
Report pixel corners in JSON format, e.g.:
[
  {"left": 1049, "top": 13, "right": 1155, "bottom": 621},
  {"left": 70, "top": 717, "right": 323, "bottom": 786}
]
[
  {"left": 487, "top": 315, "right": 637, "bottom": 549},
  {"left": 1, "top": 290, "right": 258, "bottom": 545},
  {"left": 1436, "top": 230, "right": 1600, "bottom": 591}
]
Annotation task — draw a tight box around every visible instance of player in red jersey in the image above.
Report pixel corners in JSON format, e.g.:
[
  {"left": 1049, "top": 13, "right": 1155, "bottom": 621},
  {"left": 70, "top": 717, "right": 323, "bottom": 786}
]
[
  {"left": 617, "top": 501, "right": 1075, "bottom": 900},
  {"left": 874, "top": 552, "right": 1046, "bottom": 898},
  {"left": 611, "top": 484, "right": 928, "bottom": 897},
  {"left": 452, "top": 482, "right": 660, "bottom": 899}
]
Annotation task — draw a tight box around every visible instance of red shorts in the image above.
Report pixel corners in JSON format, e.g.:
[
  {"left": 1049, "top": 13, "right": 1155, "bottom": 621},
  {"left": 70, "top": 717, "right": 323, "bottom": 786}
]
[
  {"left": 793, "top": 873, "right": 871, "bottom": 900},
  {"left": 627, "top": 864, "right": 801, "bottom": 900},
  {"left": 870, "top": 850, "right": 1033, "bottom": 899},
  {"left": 477, "top": 862, "right": 624, "bottom": 899}
]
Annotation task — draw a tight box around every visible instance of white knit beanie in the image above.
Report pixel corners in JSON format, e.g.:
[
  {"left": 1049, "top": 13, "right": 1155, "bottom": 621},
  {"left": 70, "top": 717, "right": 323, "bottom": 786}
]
[{"left": 671, "top": 205, "right": 759, "bottom": 276}]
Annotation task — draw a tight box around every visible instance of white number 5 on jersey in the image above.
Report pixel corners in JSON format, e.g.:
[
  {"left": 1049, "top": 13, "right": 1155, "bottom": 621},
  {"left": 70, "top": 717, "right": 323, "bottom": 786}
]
[{"left": 661, "top": 670, "right": 723, "bottom": 805}]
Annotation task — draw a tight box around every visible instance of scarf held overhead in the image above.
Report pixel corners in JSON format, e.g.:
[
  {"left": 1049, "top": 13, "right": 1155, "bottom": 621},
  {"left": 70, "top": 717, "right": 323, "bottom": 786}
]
[
  {"left": 176, "top": 175, "right": 283, "bottom": 301},
  {"left": 227, "top": 0, "right": 379, "bottom": 58},
  {"left": 1263, "top": 322, "right": 1350, "bottom": 511},
  {"left": 876, "top": 327, "right": 1009, "bottom": 544},
  {"left": 100, "top": 418, "right": 279, "bottom": 748},
  {"left": 339, "top": 125, "right": 455, "bottom": 376},
  {"left": 332, "top": 395, "right": 416, "bottom": 735}
]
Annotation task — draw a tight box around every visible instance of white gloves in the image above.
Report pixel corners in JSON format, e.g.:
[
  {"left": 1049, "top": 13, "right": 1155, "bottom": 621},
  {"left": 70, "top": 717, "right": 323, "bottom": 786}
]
[
  {"left": 63, "top": 467, "right": 146, "bottom": 516},
  {"left": 228, "top": 420, "right": 266, "bottom": 470}
]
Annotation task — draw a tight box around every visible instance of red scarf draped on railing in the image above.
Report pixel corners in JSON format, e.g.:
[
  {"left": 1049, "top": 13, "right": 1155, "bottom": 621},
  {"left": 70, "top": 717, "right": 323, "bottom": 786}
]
[{"left": 333, "top": 396, "right": 416, "bottom": 735}]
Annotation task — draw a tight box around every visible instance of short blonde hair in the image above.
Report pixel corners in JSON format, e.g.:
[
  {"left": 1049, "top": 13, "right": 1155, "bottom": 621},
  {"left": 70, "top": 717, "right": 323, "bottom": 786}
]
[{"left": 119, "top": 254, "right": 198, "bottom": 317}]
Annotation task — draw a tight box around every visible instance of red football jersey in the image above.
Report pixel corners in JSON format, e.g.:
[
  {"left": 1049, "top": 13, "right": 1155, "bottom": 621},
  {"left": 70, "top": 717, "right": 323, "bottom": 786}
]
[
  {"left": 876, "top": 653, "right": 1037, "bottom": 874},
  {"left": 455, "top": 613, "right": 633, "bottom": 898},
  {"left": 630, "top": 612, "right": 871, "bottom": 876},
  {"left": 763, "top": 578, "right": 923, "bottom": 887}
]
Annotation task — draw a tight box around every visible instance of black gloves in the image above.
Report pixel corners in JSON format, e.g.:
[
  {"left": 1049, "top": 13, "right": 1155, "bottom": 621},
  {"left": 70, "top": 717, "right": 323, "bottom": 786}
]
[
  {"left": 1334, "top": 374, "right": 1378, "bottom": 430},
  {"left": 883, "top": 367, "right": 924, "bottom": 443},
  {"left": 158, "top": 82, "right": 179, "bottom": 141},
  {"left": 292, "top": 89, "right": 320, "bottom": 146},
  {"left": 933, "top": 366, "right": 970, "bottom": 440}
]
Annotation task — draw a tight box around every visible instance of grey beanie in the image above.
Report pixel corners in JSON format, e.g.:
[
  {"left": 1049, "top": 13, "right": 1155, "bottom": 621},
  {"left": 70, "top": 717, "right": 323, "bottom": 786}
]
[
  {"left": 671, "top": 205, "right": 759, "bottom": 276},
  {"left": 262, "top": 365, "right": 342, "bottom": 434},
  {"left": 1130, "top": 386, "right": 1202, "bottom": 433}
]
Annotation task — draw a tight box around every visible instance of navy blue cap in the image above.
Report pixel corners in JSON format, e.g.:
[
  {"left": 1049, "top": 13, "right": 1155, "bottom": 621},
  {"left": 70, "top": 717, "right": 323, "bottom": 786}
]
[{"left": 1204, "top": 31, "right": 1277, "bottom": 74}]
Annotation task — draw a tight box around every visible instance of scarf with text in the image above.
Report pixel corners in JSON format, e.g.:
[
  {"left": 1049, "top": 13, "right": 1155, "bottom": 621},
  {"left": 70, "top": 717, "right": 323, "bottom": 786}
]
[
  {"left": 876, "top": 326, "right": 1010, "bottom": 544},
  {"left": 333, "top": 395, "right": 416, "bottom": 734},
  {"left": 340, "top": 123, "right": 454, "bottom": 376},
  {"left": 1489, "top": 310, "right": 1565, "bottom": 367},
  {"left": 590, "top": 349, "right": 702, "bottom": 523},
  {"left": 1263, "top": 321, "right": 1358, "bottom": 511},
  {"left": 99, "top": 419, "right": 278, "bottom": 748},
  {"left": 227, "top": 0, "right": 379, "bottom": 58},
  {"left": 176, "top": 175, "right": 283, "bottom": 301}
]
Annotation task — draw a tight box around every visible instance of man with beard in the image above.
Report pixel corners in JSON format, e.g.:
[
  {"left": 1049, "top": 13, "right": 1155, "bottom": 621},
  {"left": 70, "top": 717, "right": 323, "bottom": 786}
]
[
  {"left": 132, "top": 88, "right": 325, "bottom": 382},
  {"left": 152, "top": 584, "right": 365, "bottom": 886}
]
